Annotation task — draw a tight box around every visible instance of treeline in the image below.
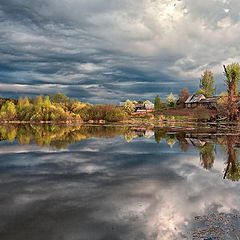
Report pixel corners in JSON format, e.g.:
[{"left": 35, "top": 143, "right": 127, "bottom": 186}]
[{"left": 0, "top": 93, "right": 129, "bottom": 122}]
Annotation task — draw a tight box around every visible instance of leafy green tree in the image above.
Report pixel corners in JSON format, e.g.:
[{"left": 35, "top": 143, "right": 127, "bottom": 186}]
[
  {"left": 154, "top": 95, "right": 163, "bottom": 110},
  {"left": 166, "top": 93, "right": 176, "bottom": 107},
  {"left": 43, "top": 96, "right": 51, "bottom": 109},
  {"left": 123, "top": 100, "right": 135, "bottom": 114},
  {"left": 197, "top": 70, "right": 216, "bottom": 97},
  {"left": 34, "top": 95, "right": 43, "bottom": 112},
  {"left": 23, "top": 97, "right": 30, "bottom": 107},
  {"left": 42, "top": 96, "right": 51, "bottom": 120},
  {"left": 0, "top": 101, "right": 17, "bottom": 121},
  {"left": 17, "top": 96, "right": 32, "bottom": 121},
  {"left": 224, "top": 63, "right": 240, "bottom": 94},
  {"left": 17, "top": 97, "right": 24, "bottom": 109},
  {"left": 223, "top": 63, "right": 240, "bottom": 120},
  {"left": 51, "top": 92, "right": 70, "bottom": 103}
]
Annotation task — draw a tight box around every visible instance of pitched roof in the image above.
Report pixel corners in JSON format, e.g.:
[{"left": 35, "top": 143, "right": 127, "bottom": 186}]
[
  {"left": 200, "top": 96, "right": 221, "bottom": 103},
  {"left": 185, "top": 94, "right": 206, "bottom": 104}
]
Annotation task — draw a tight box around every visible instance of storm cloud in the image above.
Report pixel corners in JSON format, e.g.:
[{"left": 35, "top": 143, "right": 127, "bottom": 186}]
[{"left": 0, "top": 0, "right": 240, "bottom": 103}]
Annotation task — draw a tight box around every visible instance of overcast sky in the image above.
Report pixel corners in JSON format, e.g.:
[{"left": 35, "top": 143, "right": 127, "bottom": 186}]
[{"left": 1, "top": 0, "right": 240, "bottom": 103}]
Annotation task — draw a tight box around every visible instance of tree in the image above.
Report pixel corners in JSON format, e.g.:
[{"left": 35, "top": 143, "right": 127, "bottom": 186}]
[
  {"left": 17, "top": 96, "right": 32, "bottom": 121},
  {"left": 0, "top": 101, "right": 17, "bottom": 121},
  {"left": 17, "top": 97, "right": 24, "bottom": 109},
  {"left": 177, "top": 88, "right": 190, "bottom": 107},
  {"left": 51, "top": 92, "right": 70, "bottom": 103},
  {"left": 154, "top": 95, "right": 163, "bottom": 110},
  {"left": 123, "top": 100, "right": 135, "bottom": 114},
  {"left": 197, "top": 70, "right": 216, "bottom": 97},
  {"left": 166, "top": 93, "right": 176, "bottom": 107},
  {"left": 34, "top": 95, "right": 43, "bottom": 112},
  {"left": 43, "top": 96, "right": 51, "bottom": 109},
  {"left": 199, "top": 143, "right": 216, "bottom": 170},
  {"left": 223, "top": 63, "right": 240, "bottom": 120},
  {"left": 223, "top": 136, "right": 240, "bottom": 181}
]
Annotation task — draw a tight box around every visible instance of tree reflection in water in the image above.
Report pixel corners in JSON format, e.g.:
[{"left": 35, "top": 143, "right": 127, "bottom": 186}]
[
  {"left": 223, "top": 136, "right": 240, "bottom": 182},
  {"left": 198, "top": 143, "right": 216, "bottom": 170},
  {"left": 0, "top": 124, "right": 129, "bottom": 149},
  {"left": 1, "top": 124, "right": 240, "bottom": 181}
]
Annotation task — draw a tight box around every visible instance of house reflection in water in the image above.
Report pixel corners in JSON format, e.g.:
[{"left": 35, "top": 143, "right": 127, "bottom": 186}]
[{"left": 185, "top": 138, "right": 206, "bottom": 147}]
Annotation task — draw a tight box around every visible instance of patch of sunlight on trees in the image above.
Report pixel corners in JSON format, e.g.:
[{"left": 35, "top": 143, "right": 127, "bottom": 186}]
[{"left": 0, "top": 93, "right": 129, "bottom": 123}]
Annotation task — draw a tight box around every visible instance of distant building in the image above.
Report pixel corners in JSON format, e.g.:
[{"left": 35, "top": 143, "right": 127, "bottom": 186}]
[
  {"left": 185, "top": 94, "right": 206, "bottom": 108},
  {"left": 185, "top": 138, "right": 206, "bottom": 147},
  {"left": 145, "top": 103, "right": 154, "bottom": 110},
  {"left": 134, "top": 103, "right": 154, "bottom": 112},
  {"left": 185, "top": 94, "right": 220, "bottom": 109}
]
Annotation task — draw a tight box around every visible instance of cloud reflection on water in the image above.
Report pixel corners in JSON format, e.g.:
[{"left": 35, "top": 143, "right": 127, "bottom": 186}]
[{"left": 0, "top": 126, "right": 240, "bottom": 239}]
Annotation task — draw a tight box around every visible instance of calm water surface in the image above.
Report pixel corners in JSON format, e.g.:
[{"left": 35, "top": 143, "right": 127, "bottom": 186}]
[{"left": 0, "top": 124, "right": 240, "bottom": 240}]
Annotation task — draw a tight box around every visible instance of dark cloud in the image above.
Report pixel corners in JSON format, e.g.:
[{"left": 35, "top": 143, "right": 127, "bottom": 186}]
[{"left": 0, "top": 0, "right": 239, "bottom": 103}]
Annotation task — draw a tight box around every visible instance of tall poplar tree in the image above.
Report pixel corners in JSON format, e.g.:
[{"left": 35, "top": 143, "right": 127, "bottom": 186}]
[{"left": 198, "top": 70, "right": 216, "bottom": 97}]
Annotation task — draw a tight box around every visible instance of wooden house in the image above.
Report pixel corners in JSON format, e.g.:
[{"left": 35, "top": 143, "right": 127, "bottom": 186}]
[
  {"left": 134, "top": 103, "right": 154, "bottom": 112},
  {"left": 185, "top": 94, "right": 220, "bottom": 109},
  {"left": 185, "top": 94, "right": 206, "bottom": 108}
]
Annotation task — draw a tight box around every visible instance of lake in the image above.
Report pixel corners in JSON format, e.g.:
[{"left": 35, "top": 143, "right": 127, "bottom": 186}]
[{"left": 0, "top": 124, "right": 240, "bottom": 240}]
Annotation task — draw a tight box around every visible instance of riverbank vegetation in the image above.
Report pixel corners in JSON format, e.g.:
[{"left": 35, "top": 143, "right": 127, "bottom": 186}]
[{"left": 0, "top": 93, "right": 129, "bottom": 123}]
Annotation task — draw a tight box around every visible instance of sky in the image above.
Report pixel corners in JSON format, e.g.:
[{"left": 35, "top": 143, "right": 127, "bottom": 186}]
[{"left": 1, "top": 0, "right": 240, "bottom": 104}]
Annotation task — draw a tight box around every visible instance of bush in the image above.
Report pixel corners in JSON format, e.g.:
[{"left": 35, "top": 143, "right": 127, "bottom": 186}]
[
  {"left": 80, "top": 105, "right": 129, "bottom": 122},
  {"left": 123, "top": 100, "right": 135, "bottom": 114},
  {"left": 193, "top": 106, "right": 211, "bottom": 121},
  {"left": 0, "top": 101, "right": 17, "bottom": 121}
]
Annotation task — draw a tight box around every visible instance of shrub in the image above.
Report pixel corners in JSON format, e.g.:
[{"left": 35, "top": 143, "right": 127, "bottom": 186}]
[
  {"left": 80, "top": 105, "right": 129, "bottom": 122},
  {"left": 0, "top": 101, "right": 17, "bottom": 121},
  {"left": 193, "top": 106, "right": 211, "bottom": 121},
  {"left": 123, "top": 100, "right": 135, "bottom": 114}
]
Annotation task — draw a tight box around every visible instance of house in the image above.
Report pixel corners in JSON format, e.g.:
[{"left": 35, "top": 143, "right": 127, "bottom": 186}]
[
  {"left": 185, "top": 94, "right": 220, "bottom": 109},
  {"left": 199, "top": 96, "right": 221, "bottom": 109},
  {"left": 134, "top": 103, "right": 154, "bottom": 112},
  {"left": 185, "top": 138, "right": 206, "bottom": 147},
  {"left": 185, "top": 94, "right": 206, "bottom": 108},
  {"left": 135, "top": 103, "right": 146, "bottom": 112},
  {"left": 145, "top": 103, "right": 154, "bottom": 110}
]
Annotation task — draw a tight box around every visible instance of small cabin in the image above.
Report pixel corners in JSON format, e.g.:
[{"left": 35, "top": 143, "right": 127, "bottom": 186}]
[
  {"left": 185, "top": 94, "right": 206, "bottom": 108},
  {"left": 145, "top": 104, "right": 154, "bottom": 110},
  {"left": 185, "top": 94, "right": 220, "bottom": 109},
  {"left": 199, "top": 96, "right": 220, "bottom": 109},
  {"left": 134, "top": 103, "right": 154, "bottom": 112}
]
